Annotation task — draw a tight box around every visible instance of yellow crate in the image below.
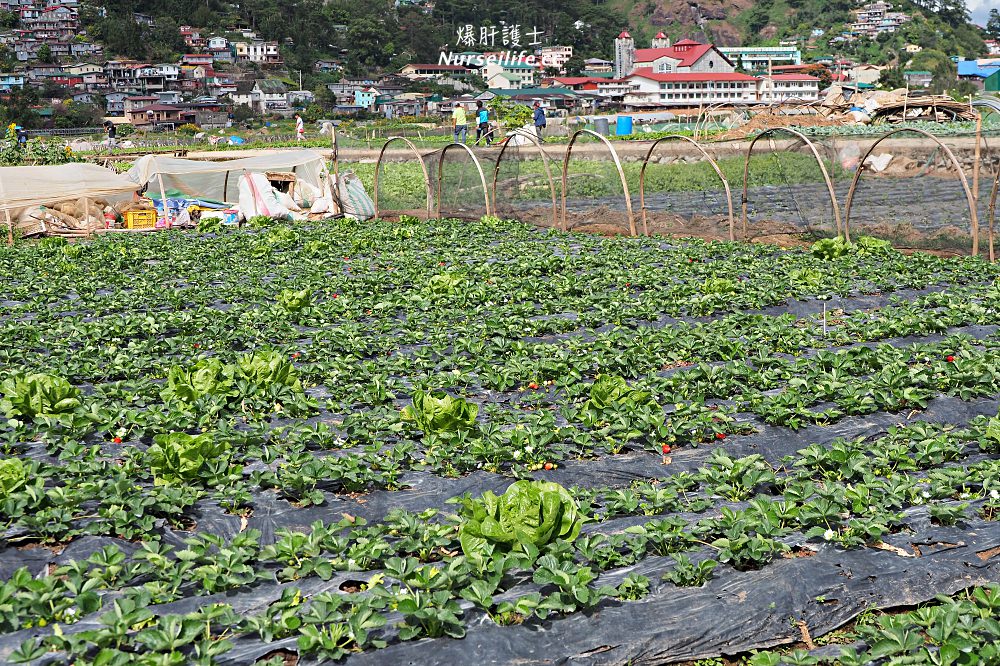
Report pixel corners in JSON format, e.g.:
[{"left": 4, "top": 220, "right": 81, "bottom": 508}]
[{"left": 124, "top": 210, "right": 157, "bottom": 230}]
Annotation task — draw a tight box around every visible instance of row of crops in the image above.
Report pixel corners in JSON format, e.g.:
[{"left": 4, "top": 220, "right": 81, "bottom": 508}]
[
  {"left": 0, "top": 217, "right": 998, "bottom": 664},
  {"left": 366, "top": 127, "right": 999, "bottom": 255}
]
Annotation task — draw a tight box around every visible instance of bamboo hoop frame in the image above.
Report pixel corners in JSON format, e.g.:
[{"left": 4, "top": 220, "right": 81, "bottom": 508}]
[
  {"left": 639, "top": 135, "right": 735, "bottom": 240},
  {"left": 741, "top": 127, "right": 842, "bottom": 241},
  {"left": 373, "top": 136, "right": 433, "bottom": 220},
  {"left": 842, "top": 128, "right": 980, "bottom": 256},
  {"left": 694, "top": 102, "right": 730, "bottom": 140},
  {"left": 562, "top": 129, "right": 636, "bottom": 236},
  {"left": 491, "top": 129, "right": 559, "bottom": 229},
  {"left": 436, "top": 142, "right": 492, "bottom": 219}
]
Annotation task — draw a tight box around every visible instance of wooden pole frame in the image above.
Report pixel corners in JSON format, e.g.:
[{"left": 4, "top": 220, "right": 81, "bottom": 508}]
[
  {"left": 436, "top": 142, "right": 492, "bottom": 220},
  {"left": 639, "top": 135, "right": 735, "bottom": 240},
  {"left": 157, "top": 174, "right": 169, "bottom": 228},
  {"left": 491, "top": 129, "right": 558, "bottom": 229},
  {"left": 373, "top": 136, "right": 433, "bottom": 220},
  {"left": 562, "top": 129, "right": 635, "bottom": 236},
  {"left": 842, "top": 128, "right": 980, "bottom": 256},
  {"left": 329, "top": 122, "right": 341, "bottom": 213}
]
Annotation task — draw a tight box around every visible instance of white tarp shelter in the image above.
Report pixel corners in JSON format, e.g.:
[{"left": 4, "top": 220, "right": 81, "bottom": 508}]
[
  {"left": 0, "top": 163, "right": 141, "bottom": 213},
  {"left": 125, "top": 150, "right": 333, "bottom": 203}
]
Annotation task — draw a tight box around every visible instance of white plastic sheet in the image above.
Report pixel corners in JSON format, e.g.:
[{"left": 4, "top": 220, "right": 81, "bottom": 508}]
[
  {"left": 126, "top": 150, "right": 331, "bottom": 204},
  {"left": 0, "top": 163, "right": 141, "bottom": 213}
]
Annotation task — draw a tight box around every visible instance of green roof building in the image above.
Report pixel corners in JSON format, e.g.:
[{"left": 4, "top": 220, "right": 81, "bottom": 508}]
[{"left": 987, "top": 69, "right": 999, "bottom": 93}]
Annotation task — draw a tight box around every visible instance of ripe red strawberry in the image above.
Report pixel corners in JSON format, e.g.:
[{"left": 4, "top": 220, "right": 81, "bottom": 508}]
[
  {"left": 715, "top": 433, "right": 726, "bottom": 440},
  {"left": 112, "top": 437, "right": 122, "bottom": 444},
  {"left": 528, "top": 382, "right": 539, "bottom": 390},
  {"left": 543, "top": 462, "right": 554, "bottom": 471},
  {"left": 946, "top": 355, "right": 955, "bottom": 362},
  {"left": 661, "top": 444, "right": 671, "bottom": 454},
  {"left": 193, "top": 343, "right": 200, "bottom": 349},
  {"left": 333, "top": 294, "right": 339, "bottom": 299},
  {"left": 292, "top": 352, "right": 301, "bottom": 359}
]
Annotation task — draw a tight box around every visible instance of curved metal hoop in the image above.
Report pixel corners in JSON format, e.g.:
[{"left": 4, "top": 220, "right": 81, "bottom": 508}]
[
  {"left": 373, "top": 136, "right": 433, "bottom": 219},
  {"left": 741, "top": 126, "right": 843, "bottom": 240},
  {"left": 492, "top": 129, "right": 559, "bottom": 229},
  {"left": 842, "top": 128, "right": 980, "bottom": 256},
  {"left": 562, "top": 129, "right": 636, "bottom": 236},
  {"left": 639, "top": 135, "right": 735, "bottom": 240},
  {"left": 436, "top": 143, "right": 492, "bottom": 219}
]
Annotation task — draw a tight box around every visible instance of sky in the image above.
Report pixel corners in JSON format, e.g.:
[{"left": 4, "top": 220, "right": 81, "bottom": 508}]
[{"left": 967, "top": 0, "right": 992, "bottom": 26}]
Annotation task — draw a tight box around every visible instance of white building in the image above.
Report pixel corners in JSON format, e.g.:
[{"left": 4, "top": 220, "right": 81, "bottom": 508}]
[
  {"left": 616, "top": 34, "right": 735, "bottom": 79},
  {"left": 718, "top": 46, "right": 802, "bottom": 73},
  {"left": 624, "top": 69, "right": 819, "bottom": 107},
  {"left": 757, "top": 74, "right": 820, "bottom": 102},
  {"left": 625, "top": 70, "right": 758, "bottom": 107},
  {"left": 538, "top": 45, "right": 572, "bottom": 72},
  {"left": 482, "top": 60, "right": 535, "bottom": 89},
  {"left": 233, "top": 39, "right": 282, "bottom": 65}
]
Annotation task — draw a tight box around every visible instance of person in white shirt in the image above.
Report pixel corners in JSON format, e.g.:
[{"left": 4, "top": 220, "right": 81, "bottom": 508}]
[{"left": 295, "top": 114, "right": 305, "bottom": 142}]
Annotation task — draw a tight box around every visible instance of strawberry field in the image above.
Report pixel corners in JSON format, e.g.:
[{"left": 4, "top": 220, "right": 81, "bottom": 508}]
[{"left": 0, "top": 218, "right": 999, "bottom": 665}]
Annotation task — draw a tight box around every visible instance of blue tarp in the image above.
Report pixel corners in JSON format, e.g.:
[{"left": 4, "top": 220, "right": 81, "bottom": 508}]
[{"left": 957, "top": 60, "right": 1000, "bottom": 78}]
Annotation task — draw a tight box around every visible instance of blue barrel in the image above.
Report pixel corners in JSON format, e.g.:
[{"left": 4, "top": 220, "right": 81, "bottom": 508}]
[{"left": 616, "top": 115, "right": 633, "bottom": 136}]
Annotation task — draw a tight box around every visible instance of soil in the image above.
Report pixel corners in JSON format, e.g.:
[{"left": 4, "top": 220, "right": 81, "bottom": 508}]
[{"left": 510, "top": 204, "right": 813, "bottom": 248}]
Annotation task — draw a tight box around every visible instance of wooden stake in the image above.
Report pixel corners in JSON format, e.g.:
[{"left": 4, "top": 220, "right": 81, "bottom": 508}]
[
  {"left": 157, "top": 173, "right": 169, "bottom": 228},
  {"left": 4, "top": 209, "right": 13, "bottom": 246}
]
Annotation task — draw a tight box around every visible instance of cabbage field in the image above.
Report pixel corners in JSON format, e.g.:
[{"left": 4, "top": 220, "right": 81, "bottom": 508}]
[{"left": 0, "top": 218, "right": 998, "bottom": 665}]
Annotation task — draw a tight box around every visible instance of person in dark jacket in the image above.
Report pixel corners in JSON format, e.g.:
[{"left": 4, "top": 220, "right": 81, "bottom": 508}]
[
  {"left": 104, "top": 121, "right": 117, "bottom": 150},
  {"left": 532, "top": 101, "right": 546, "bottom": 140}
]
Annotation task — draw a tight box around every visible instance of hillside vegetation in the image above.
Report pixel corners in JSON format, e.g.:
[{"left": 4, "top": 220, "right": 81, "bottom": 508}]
[{"left": 86, "top": 0, "right": 985, "bottom": 78}]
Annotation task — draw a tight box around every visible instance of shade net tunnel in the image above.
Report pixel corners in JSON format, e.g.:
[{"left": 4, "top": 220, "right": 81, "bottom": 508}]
[
  {"left": 434, "top": 145, "right": 494, "bottom": 221},
  {"left": 838, "top": 129, "right": 994, "bottom": 257},
  {"left": 491, "top": 132, "right": 560, "bottom": 230}
]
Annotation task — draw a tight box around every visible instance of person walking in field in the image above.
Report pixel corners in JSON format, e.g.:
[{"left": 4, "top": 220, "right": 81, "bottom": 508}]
[
  {"left": 452, "top": 103, "right": 467, "bottom": 144},
  {"left": 104, "top": 121, "right": 117, "bottom": 151},
  {"left": 295, "top": 114, "right": 305, "bottom": 142},
  {"left": 533, "top": 101, "right": 546, "bottom": 141},
  {"left": 475, "top": 101, "right": 492, "bottom": 146}
]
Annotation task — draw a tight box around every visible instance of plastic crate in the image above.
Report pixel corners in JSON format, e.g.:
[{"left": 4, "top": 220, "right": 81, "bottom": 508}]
[{"left": 124, "top": 210, "right": 157, "bottom": 230}]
